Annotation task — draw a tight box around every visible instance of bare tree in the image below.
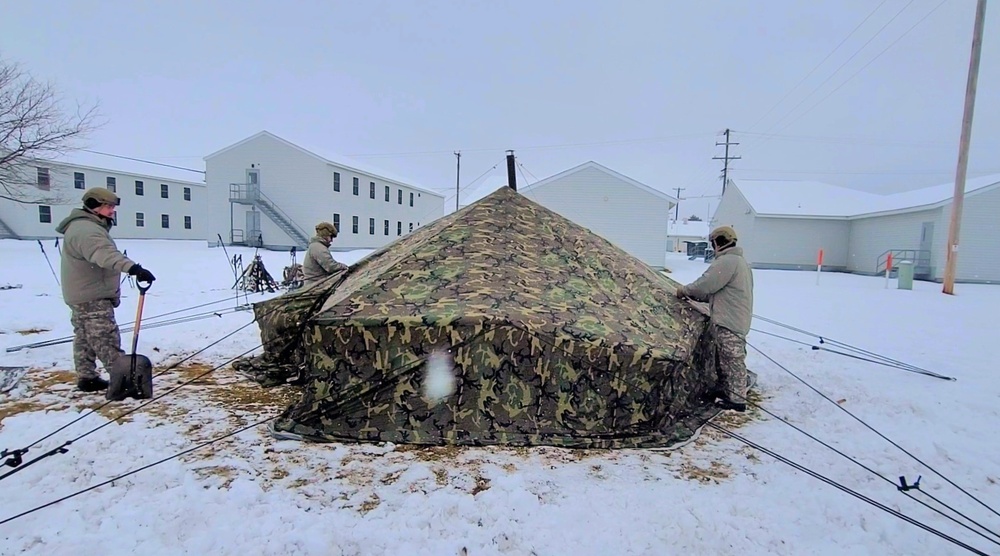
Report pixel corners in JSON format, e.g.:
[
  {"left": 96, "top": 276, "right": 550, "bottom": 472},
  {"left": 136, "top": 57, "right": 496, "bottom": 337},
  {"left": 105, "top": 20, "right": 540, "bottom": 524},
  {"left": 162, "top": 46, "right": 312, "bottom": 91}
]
[{"left": 0, "top": 56, "right": 102, "bottom": 204}]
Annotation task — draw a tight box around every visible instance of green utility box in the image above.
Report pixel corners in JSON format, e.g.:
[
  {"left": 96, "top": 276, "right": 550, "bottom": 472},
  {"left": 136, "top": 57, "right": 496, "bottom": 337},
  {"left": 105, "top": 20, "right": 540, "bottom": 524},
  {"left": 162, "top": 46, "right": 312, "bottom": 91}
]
[{"left": 897, "top": 260, "right": 914, "bottom": 290}]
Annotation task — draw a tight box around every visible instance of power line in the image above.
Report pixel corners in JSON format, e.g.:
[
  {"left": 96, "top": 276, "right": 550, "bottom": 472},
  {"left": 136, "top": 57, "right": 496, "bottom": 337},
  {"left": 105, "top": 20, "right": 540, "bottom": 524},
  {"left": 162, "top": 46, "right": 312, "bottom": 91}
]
[
  {"left": 736, "top": 168, "right": 1000, "bottom": 176},
  {"left": 344, "top": 133, "right": 713, "bottom": 158},
  {"left": 79, "top": 149, "right": 205, "bottom": 175},
  {"left": 766, "top": 0, "right": 951, "bottom": 138},
  {"left": 756, "top": 0, "right": 919, "bottom": 138},
  {"left": 731, "top": 130, "right": 982, "bottom": 149},
  {"left": 746, "top": 0, "right": 892, "bottom": 132}
]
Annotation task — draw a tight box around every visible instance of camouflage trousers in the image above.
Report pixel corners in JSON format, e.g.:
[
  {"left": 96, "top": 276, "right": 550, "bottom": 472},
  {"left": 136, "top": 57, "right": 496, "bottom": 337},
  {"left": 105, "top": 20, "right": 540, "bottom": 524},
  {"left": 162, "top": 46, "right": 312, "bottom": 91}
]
[
  {"left": 69, "top": 299, "right": 124, "bottom": 380},
  {"left": 714, "top": 325, "right": 748, "bottom": 402}
]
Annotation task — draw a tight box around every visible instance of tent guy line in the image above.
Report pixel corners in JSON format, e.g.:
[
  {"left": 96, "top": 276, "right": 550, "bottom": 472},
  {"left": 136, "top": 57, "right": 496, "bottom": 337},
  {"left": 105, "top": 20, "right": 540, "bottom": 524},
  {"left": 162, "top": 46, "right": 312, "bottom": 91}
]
[
  {"left": 1, "top": 339, "right": 991, "bottom": 556},
  {"left": 747, "top": 342, "right": 1000, "bottom": 523}
]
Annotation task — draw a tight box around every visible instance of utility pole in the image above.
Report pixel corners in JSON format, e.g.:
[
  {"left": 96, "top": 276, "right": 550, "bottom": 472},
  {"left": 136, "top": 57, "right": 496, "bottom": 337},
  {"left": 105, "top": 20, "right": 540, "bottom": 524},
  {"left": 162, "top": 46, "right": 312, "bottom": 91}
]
[
  {"left": 673, "top": 187, "right": 685, "bottom": 221},
  {"left": 713, "top": 128, "right": 741, "bottom": 195},
  {"left": 506, "top": 150, "right": 517, "bottom": 191},
  {"left": 454, "top": 151, "right": 461, "bottom": 211},
  {"left": 943, "top": 0, "right": 987, "bottom": 295}
]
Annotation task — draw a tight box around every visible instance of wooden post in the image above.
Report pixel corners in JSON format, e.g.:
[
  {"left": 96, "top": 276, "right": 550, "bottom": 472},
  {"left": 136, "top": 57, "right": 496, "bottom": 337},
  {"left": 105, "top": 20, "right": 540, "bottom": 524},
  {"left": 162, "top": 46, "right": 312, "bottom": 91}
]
[{"left": 943, "top": 0, "right": 987, "bottom": 295}]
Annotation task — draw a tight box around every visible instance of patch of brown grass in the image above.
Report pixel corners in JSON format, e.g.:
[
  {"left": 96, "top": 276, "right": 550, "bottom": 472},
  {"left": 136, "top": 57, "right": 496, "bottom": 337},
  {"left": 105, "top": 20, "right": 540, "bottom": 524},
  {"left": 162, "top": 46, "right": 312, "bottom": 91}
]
[
  {"left": 0, "top": 399, "right": 53, "bottom": 424},
  {"left": 380, "top": 470, "right": 403, "bottom": 485},
  {"left": 16, "top": 328, "right": 50, "bottom": 335},
  {"left": 193, "top": 465, "right": 238, "bottom": 489},
  {"left": 167, "top": 362, "right": 301, "bottom": 413},
  {"left": 679, "top": 460, "right": 732, "bottom": 483},
  {"left": 397, "top": 444, "right": 465, "bottom": 462},
  {"left": 358, "top": 493, "right": 381, "bottom": 514},
  {"left": 433, "top": 468, "right": 449, "bottom": 485}
]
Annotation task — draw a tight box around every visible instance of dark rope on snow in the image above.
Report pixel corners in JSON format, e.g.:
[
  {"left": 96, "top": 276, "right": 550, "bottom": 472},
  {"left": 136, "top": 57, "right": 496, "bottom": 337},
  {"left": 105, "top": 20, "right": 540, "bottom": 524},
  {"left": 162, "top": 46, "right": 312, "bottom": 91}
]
[
  {"left": 747, "top": 327, "right": 956, "bottom": 380},
  {"left": 706, "top": 422, "right": 992, "bottom": 556},
  {"left": 727, "top": 388, "right": 1000, "bottom": 545},
  {"left": 747, "top": 341, "right": 1000, "bottom": 523},
  {"left": 0, "top": 272, "right": 348, "bottom": 481},
  {"left": 0, "top": 329, "right": 489, "bottom": 526},
  {"left": 751, "top": 314, "right": 952, "bottom": 380},
  {"left": 5, "top": 295, "right": 250, "bottom": 353}
]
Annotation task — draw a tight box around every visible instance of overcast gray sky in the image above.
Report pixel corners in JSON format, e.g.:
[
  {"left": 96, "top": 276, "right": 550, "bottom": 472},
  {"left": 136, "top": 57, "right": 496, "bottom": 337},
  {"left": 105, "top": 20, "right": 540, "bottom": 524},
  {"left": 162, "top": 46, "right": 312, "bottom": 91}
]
[{"left": 2, "top": 0, "right": 997, "bottom": 218}]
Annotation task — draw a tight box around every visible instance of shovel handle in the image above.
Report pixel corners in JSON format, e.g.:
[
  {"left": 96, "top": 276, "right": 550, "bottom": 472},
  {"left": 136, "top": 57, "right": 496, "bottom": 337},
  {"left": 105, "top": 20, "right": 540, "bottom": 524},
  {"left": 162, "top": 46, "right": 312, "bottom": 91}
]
[{"left": 137, "top": 281, "right": 152, "bottom": 294}]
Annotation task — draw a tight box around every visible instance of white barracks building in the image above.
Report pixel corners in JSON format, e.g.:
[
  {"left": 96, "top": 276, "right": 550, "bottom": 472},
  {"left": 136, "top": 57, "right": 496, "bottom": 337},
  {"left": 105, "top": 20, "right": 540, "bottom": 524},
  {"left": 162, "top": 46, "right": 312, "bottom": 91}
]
[{"left": 0, "top": 131, "right": 446, "bottom": 251}]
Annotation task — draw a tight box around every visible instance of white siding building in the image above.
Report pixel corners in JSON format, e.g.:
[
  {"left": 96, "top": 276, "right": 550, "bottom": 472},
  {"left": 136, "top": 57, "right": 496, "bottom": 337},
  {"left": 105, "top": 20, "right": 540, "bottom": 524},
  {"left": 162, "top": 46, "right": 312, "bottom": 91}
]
[
  {"left": 516, "top": 161, "right": 677, "bottom": 269},
  {"left": 0, "top": 158, "right": 207, "bottom": 241},
  {"left": 667, "top": 219, "right": 710, "bottom": 253},
  {"left": 203, "top": 131, "right": 445, "bottom": 250},
  {"left": 712, "top": 175, "right": 1000, "bottom": 283}
]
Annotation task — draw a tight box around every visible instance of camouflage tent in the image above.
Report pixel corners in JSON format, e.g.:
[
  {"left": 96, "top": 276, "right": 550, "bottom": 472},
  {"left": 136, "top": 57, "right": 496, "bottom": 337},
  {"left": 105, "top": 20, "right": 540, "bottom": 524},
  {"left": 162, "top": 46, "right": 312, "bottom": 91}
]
[{"left": 237, "top": 186, "right": 734, "bottom": 449}]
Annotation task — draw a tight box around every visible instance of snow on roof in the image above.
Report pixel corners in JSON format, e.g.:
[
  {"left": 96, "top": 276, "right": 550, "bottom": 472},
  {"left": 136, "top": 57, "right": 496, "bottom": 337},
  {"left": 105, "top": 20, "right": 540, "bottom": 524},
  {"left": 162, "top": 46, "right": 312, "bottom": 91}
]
[
  {"left": 735, "top": 174, "right": 1000, "bottom": 218},
  {"left": 206, "top": 131, "right": 444, "bottom": 198},
  {"left": 520, "top": 161, "right": 678, "bottom": 204},
  {"left": 667, "top": 219, "right": 710, "bottom": 238},
  {"left": 46, "top": 150, "right": 206, "bottom": 185}
]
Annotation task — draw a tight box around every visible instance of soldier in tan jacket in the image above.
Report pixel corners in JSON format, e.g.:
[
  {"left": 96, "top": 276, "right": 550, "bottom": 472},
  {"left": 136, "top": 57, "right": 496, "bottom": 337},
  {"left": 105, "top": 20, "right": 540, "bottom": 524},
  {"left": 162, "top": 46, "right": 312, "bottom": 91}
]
[
  {"left": 302, "top": 222, "right": 347, "bottom": 287},
  {"left": 56, "top": 188, "right": 156, "bottom": 392},
  {"left": 676, "top": 226, "right": 754, "bottom": 411}
]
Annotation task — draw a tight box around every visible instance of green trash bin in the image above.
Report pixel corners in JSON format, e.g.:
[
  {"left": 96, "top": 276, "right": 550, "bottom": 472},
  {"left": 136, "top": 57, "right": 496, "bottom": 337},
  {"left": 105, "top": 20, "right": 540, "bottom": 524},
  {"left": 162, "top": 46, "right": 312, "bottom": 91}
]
[{"left": 897, "top": 260, "right": 914, "bottom": 290}]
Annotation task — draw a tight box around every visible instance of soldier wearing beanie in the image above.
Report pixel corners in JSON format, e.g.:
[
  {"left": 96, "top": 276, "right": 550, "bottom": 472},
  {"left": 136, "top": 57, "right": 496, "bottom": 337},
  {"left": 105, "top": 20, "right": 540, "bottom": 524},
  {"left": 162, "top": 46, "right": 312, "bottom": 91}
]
[
  {"left": 302, "top": 221, "right": 347, "bottom": 286},
  {"left": 55, "top": 187, "right": 156, "bottom": 392},
  {"left": 675, "top": 225, "right": 754, "bottom": 411}
]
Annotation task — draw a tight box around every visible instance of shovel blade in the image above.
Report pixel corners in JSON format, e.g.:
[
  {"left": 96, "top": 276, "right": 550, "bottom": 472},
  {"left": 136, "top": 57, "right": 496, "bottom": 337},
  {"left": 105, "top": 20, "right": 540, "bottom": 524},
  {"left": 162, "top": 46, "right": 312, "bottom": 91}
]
[{"left": 106, "top": 354, "right": 153, "bottom": 401}]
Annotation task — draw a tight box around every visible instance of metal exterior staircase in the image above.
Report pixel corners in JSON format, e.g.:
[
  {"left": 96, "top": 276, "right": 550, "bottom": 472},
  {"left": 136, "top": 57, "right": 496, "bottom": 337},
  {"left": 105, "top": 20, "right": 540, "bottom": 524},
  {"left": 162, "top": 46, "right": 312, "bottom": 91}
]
[
  {"left": 229, "top": 184, "right": 309, "bottom": 249},
  {"left": 0, "top": 217, "right": 20, "bottom": 240},
  {"left": 876, "top": 249, "right": 932, "bottom": 279}
]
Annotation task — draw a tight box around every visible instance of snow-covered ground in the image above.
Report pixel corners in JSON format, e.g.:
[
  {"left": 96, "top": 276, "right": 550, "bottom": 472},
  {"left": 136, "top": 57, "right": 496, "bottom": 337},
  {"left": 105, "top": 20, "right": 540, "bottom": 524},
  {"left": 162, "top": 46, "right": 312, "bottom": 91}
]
[{"left": 1, "top": 238, "right": 998, "bottom": 556}]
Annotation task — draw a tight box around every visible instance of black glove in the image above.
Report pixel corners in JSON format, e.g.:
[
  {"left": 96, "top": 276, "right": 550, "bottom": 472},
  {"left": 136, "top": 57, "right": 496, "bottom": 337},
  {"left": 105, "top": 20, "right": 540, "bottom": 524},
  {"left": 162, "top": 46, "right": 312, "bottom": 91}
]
[{"left": 128, "top": 264, "right": 156, "bottom": 283}]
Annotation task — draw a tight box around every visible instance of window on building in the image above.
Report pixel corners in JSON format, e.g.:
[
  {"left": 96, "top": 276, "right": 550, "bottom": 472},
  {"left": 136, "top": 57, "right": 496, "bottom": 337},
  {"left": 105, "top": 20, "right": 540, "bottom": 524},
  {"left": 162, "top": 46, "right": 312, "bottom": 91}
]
[
  {"left": 352, "top": 177, "right": 359, "bottom": 196},
  {"left": 74, "top": 172, "right": 86, "bottom": 189},
  {"left": 135, "top": 180, "right": 144, "bottom": 196},
  {"left": 36, "top": 167, "right": 50, "bottom": 190},
  {"left": 160, "top": 184, "right": 169, "bottom": 199},
  {"left": 409, "top": 192, "right": 414, "bottom": 207},
  {"left": 352, "top": 215, "right": 359, "bottom": 234},
  {"left": 384, "top": 185, "right": 390, "bottom": 202},
  {"left": 397, "top": 221, "right": 402, "bottom": 236},
  {"left": 383, "top": 219, "right": 389, "bottom": 235},
  {"left": 397, "top": 189, "right": 403, "bottom": 204},
  {"left": 136, "top": 212, "right": 145, "bottom": 227},
  {"left": 333, "top": 213, "right": 340, "bottom": 231},
  {"left": 369, "top": 181, "right": 376, "bottom": 199},
  {"left": 38, "top": 205, "right": 51, "bottom": 223},
  {"left": 107, "top": 177, "right": 116, "bottom": 192},
  {"left": 161, "top": 214, "right": 169, "bottom": 228},
  {"left": 184, "top": 216, "right": 192, "bottom": 229},
  {"left": 334, "top": 172, "right": 341, "bottom": 192},
  {"left": 369, "top": 217, "right": 375, "bottom": 234},
  {"left": 183, "top": 187, "right": 191, "bottom": 201},
  {"left": 409, "top": 222, "right": 413, "bottom": 233}
]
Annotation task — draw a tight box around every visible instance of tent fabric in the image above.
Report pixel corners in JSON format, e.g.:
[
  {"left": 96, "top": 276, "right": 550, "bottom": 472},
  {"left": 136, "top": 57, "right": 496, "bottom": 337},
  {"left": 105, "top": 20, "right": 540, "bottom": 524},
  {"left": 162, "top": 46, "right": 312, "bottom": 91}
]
[{"left": 241, "top": 186, "right": 730, "bottom": 449}]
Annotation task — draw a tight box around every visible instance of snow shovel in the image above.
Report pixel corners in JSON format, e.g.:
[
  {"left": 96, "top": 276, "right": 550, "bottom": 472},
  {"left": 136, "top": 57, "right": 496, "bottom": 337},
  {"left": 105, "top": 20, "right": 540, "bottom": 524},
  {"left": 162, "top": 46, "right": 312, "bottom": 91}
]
[{"left": 107, "top": 281, "right": 154, "bottom": 401}]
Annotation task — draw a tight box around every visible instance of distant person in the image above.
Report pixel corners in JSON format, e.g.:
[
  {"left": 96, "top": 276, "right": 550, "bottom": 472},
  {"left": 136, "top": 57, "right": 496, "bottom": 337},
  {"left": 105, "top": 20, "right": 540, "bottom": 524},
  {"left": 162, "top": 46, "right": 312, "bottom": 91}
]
[
  {"left": 675, "top": 226, "right": 754, "bottom": 411},
  {"left": 56, "top": 188, "right": 156, "bottom": 392},
  {"left": 302, "top": 221, "right": 347, "bottom": 286}
]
